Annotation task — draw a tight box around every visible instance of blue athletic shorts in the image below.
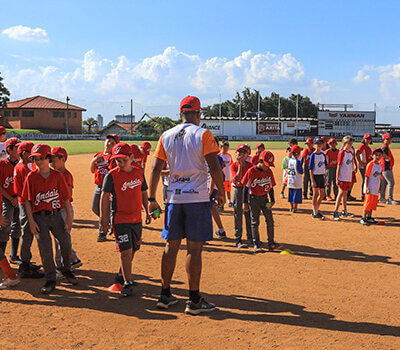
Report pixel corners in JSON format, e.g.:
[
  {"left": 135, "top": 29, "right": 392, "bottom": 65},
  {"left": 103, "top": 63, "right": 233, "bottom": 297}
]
[
  {"left": 162, "top": 202, "right": 213, "bottom": 242},
  {"left": 288, "top": 188, "right": 302, "bottom": 204}
]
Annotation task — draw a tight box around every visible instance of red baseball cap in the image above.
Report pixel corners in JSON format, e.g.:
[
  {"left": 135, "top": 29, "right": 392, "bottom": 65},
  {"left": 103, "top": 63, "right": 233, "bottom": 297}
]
[
  {"left": 141, "top": 141, "right": 151, "bottom": 154},
  {"left": 130, "top": 144, "right": 142, "bottom": 167},
  {"left": 290, "top": 145, "right": 303, "bottom": 154},
  {"left": 0, "top": 126, "right": 6, "bottom": 134},
  {"left": 106, "top": 134, "right": 120, "bottom": 144},
  {"left": 260, "top": 150, "right": 275, "bottom": 167},
  {"left": 236, "top": 144, "right": 250, "bottom": 154},
  {"left": 17, "top": 142, "right": 34, "bottom": 154},
  {"left": 382, "top": 132, "right": 392, "bottom": 140},
  {"left": 256, "top": 142, "right": 265, "bottom": 149},
  {"left": 363, "top": 133, "right": 373, "bottom": 139},
  {"left": 51, "top": 146, "right": 68, "bottom": 160},
  {"left": 321, "top": 136, "right": 328, "bottom": 142},
  {"left": 180, "top": 96, "right": 202, "bottom": 112},
  {"left": 328, "top": 138, "right": 337, "bottom": 144},
  {"left": 111, "top": 143, "right": 131, "bottom": 159},
  {"left": 5, "top": 137, "right": 20, "bottom": 148},
  {"left": 30, "top": 143, "right": 51, "bottom": 158},
  {"left": 305, "top": 137, "right": 313, "bottom": 144},
  {"left": 372, "top": 147, "right": 383, "bottom": 154}
]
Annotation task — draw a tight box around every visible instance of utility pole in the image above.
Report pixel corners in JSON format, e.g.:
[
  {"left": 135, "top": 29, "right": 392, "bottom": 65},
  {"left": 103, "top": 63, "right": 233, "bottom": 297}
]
[
  {"left": 66, "top": 96, "right": 70, "bottom": 134},
  {"left": 296, "top": 95, "right": 299, "bottom": 137},
  {"left": 238, "top": 100, "right": 241, "bottom": 137},
  {"left": 130, "top": 99, "right": 133, "bottom": 134},
  {"left": 219, "top": 93, "right": 222, "bottom": 122}
]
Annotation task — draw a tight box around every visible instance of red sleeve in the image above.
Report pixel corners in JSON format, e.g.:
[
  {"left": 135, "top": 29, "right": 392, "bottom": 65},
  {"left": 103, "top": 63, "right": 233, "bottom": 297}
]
[
  {"left": 337, "top": 150, "right": 344, "bottom": 165},
  {"left": 58, "top": 173, "right": 71, "bottom": 201},
  {"left": 230, "top": 162, "right": 238, "bottom": 179},
  {"left": 365, "top": 161, "right": 373, "bottom": 177},
  {"left": 356, "top": 144, "right": 364, "bottom": 152},
  {"left": 21, "top": 174, "right": 31, "bottom": 204},
  {"left": 301, "top": 149, "right": 307, "bottom": 159},
  {"left": 240, "top": 168, "right": 251, "bottom": 187}
]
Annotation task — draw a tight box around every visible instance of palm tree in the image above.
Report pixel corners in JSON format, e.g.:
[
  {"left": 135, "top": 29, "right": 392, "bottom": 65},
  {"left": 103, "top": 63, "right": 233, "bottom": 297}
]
[{"left": 83, "top": 117, "right": 98, "bottom": 133}]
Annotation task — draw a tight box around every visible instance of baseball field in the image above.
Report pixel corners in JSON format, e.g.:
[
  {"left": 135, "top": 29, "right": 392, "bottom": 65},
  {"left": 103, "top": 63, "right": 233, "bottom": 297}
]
[{"left": 0, "top": 143, "right": 399, "bottom": 349}]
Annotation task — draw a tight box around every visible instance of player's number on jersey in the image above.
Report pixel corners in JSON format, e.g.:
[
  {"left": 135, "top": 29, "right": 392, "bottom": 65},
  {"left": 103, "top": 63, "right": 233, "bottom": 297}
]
[
  {"left": 52, "top": 200, "right": 61, "bottom": 209},
  {"left": 288, "top": 169, "right": 296, "bottom": 176}
]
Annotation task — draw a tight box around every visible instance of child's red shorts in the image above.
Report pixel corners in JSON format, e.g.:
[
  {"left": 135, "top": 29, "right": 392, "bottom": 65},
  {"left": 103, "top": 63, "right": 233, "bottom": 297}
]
[{"left": 364, "top": 193, "right": 378, "bottom": 211}]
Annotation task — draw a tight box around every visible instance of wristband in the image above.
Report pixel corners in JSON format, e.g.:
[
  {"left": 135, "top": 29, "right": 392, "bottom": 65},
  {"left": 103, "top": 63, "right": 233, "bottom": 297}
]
[{"left": 148, "top": 197, "right": 156, "bottom": 202}]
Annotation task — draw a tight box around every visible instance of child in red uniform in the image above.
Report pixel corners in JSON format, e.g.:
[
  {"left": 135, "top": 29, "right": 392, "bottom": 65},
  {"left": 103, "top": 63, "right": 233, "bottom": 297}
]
[
  {"left": 0, "top": 137, "right": 21, "bottom": 264},
  {"left": 91, "top": 134, "right": 119, "bottom": 242},
  {"left": 0, "top": 194, "right": 20, "bottom": 289},
  {"left": 14, "top": 142, "right": 45, "bottom": 278},
  {"left": 240, "top": 150, "right": 280, "bottom": 253},
  {"left": 22, "top": 143, "right": 77, "bottom": 294},
  {"left": 139, "top": 141, "right": 152, "bottom": 170},
  {"left": 51, "top": 147, "right": 82, "bottom": 271},
  {"left": 100, "top": 143, "right": 151, "bottom": 297},
  {"left": 302, "top": 138, "right": 314, "bottom": 199},
  {"left": 324, "top": 138, "right": 339, "bottom": 201}
]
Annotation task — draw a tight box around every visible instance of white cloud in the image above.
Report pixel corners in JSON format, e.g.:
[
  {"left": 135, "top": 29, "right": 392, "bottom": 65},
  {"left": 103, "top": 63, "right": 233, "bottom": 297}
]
[
  {"left": 2, "top": 46, "right": 326, "bottom": 119},
  {"left": 353, "top": 69, "right": 370, "bottom": 83},
  {"left": 311, "top": 79, "right": 331, "bottom": 102},
  {"left": 2, "top": 25, "right": 49, "bottom": 43}
]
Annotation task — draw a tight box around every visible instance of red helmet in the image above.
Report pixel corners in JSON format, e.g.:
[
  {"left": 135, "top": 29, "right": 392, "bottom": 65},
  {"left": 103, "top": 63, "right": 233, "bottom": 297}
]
[
  {"left": 260, "top": 150, "right": 275, "bottom": 167},
  {"left": 382, "top": 132, "right": 392, "bottom": 140},
  {"left": 305, "top": 137, "right": 313, "bottom": 144}
]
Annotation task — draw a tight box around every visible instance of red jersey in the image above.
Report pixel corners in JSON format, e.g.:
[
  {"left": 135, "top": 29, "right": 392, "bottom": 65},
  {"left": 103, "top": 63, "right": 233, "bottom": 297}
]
[
  {"left": 93, "top": 152, "right": 114, "bottom": 186},
  {"left": 251, "top": 154, "right": 261, "bottom": 166},
  {"left": 302, "top": 147, "right": 314, "bottom": 166},
  {"left": 102, "top": 167, "right": 148, "bottom": 224},
  {"left": 0, "top": 158, "right": 18, "bottom": 197},
  {"left": 60, "top": 168, "right": 74, "bottom": 202},
  {"left": 22, "top": 169, "right": 71, "bottom": 213},
  {"left": 230, "top": 161, "right": 252, "bottom": 187},
  {"left": 240, "top": 166, "right": 276, "bottom": 196},
  {"left": 14, "top": 162, "right": 31, "bottom": 203},
  {"left": 357, "top": 144, "right": 372, "bottom": 169},
  {"left": 140, "top": 153, "right": 148, "bottom": 169},
  {"left": 324, "top": 148, "right": 339, "bottom": 168}
]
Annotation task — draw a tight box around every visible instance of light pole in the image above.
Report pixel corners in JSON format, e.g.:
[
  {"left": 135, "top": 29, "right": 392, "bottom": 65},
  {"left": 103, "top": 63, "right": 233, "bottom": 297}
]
[{"left": 66, "top": 96, "right": 70, "bottom": 134}]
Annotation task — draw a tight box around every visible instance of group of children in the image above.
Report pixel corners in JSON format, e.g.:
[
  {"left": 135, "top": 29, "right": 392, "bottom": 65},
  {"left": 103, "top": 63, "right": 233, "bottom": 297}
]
[{"left": 0, "top": 128, "right": 81, "bottom": 294}]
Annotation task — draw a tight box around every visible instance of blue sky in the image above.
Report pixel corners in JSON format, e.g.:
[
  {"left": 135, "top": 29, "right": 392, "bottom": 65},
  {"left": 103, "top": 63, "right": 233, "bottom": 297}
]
[{"left": 1, "top": 0, "right": 400, "bottom": 123}]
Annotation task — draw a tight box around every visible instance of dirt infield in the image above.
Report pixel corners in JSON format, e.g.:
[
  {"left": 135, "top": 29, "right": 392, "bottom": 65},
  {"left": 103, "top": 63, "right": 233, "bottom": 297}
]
[{"left": 0, "top": 149, "right": 399, "bottom": 349}]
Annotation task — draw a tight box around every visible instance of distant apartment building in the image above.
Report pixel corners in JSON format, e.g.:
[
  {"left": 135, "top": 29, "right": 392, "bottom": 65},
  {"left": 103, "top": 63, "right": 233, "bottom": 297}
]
[
  {"left": 97, "top": 114, "right": 104, "bottom": 128},
  {"left": 0, "top": 95, "right": 85, "bottom": 133}
]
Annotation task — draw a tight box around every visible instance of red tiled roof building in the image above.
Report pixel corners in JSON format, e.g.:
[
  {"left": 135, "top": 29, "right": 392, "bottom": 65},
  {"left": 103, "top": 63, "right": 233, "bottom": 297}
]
[{"left": 0, "top": 96, "right": 86, "bottom": 133}]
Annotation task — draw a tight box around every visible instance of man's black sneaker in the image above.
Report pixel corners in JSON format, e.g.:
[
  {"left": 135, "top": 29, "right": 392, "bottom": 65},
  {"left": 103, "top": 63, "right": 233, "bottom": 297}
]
[
  {"left": 341, "top": 210, "right": 354, "bottom": 218},
  {"left": 360, "top": 218, "right": 369, "bottom": 225},
  {"left": 185, "top": 297, "right": 216, "bottom": 315},
  {"left": 121, "top": 282, "right": 134, "bottom": 297},
  {"left": 114, "top": 273, "right": 124, "bottom": 285},
  {"left": 41, "top": 280, "right": 56, "bottom": 294},
  {"left": 367, "top": 217, "right": 378, "bottom": 225},
  {"left": 333, "top": 211, "right": 340, "bottom": 221},
  {"left": 313, "top": 212, "right": 325, "bottom": 220},
  {"left": 97, "top": 235, "right": 107, "bottom": 242},
  {"left": 19, "top": 265, "right": 45, "bottom": 279},
  {"left": 156, "top": 294, "right": 178, "bottom": 309},
  {"left": 62, "top": 269, "right": 78, "bottom": 285},
  {"left": 9, "top": 255, "right": 22, "bottom": 265}
]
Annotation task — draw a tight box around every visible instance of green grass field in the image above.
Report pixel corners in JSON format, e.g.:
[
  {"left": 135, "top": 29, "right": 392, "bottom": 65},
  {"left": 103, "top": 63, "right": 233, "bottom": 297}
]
[{"left": 23, "top": 139, "right": 400, "bottom": 156}]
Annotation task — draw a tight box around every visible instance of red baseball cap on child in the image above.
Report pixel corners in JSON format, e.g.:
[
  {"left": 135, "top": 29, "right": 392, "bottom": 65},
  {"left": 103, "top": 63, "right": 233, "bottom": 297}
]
[
  {"left": 17, "top": 142, "right": 34, "bottom": 154},
  {"left": 51, "top": 146, "right": 68, "bottom": 160},
  {"left": 256, "top": 142, "right": 265, "bottom": 149},
  {"left": 328, "top": 138, "right": 337, "bottom": 144},
  {"left": 382, "top": 132, "right": 392, "bottom": 140},
  {"left": 321, "top": 136, "right": 328, "bottom": 142},
  {"left": 141, "top": 141, "right": 151, "bottom": 154},
  {"left": 290, "top": 145, "right": 303, "bottom": 154},
  {"left": 30, "top": 143, "right": 51, "bottom": 158},
  {"left": 106, "top": 134, "right": 120, "bottom": 144},
  {"left": 305, "top": 137, "right": 313, "bottom": 144},
  {"left": 260, "top": 150, "right": 275, "bottom": 167},
  {"left": 0, "top": 126, "right": 6, "bottom": 134},
  {"left": 111, "top": 143, "right": 132, "bottom": 159},
  {"left": 180, "top": 96, "right": 202, "bottom": 112},
  {"left": 130, "top": 144, "right": 142, "bottom": 167},
  {"left": 5, "top": 137, "right": 20, "bottom": 148},
  {"left": 363, "top": 133, "right": 373, "bottom": 139},
  {"left": 236, "top": 144, "right": 250, "bottom": 154}
]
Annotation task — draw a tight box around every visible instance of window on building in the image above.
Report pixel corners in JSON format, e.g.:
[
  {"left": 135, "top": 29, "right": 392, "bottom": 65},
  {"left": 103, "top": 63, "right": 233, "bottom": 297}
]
[
  {"left": 4, "top": 111, "right": 10, "bottom": 117},
  {"left": 22, "top": 111, "right": 34, "bottom": 117},
  {"left": 12, "top": 110, "right": 19, "bottom": 117},
  {"left": 53, "top": 111, "right": 65, "bottom": 118},
  {"left": 73, "top": 112, "right": 77, "bottom": 119}
]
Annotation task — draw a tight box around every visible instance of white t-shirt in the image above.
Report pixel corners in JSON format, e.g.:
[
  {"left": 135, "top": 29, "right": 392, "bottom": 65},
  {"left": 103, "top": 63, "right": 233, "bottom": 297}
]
[
  {"left": 219, "top": 152, "right": 232, "bottom": 181},
  {"left": 364, "top": 161, "right": 382, "bottom": 196},
  {"left": 309, "top": 152, "right": 327, "bottom": 175},
  {"left": 338, "top": 150, "right": 354, "bottom": 182},
  {"left": 287, "top": 158, "right": 303, "bottom": 189}
]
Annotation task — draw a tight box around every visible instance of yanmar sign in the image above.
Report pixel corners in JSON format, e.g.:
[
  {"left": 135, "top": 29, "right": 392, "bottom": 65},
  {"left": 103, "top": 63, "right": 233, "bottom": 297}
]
[{"left": 318, "top": 111, "right": 376, "bottom": 121}]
